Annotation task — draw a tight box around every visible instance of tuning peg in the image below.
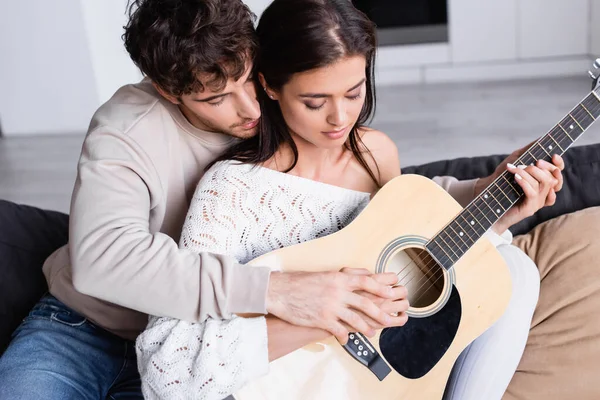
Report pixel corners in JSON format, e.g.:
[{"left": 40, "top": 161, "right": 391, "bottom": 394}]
[{"left": 589, "top": 58, "right": 600, "bottom": 79}]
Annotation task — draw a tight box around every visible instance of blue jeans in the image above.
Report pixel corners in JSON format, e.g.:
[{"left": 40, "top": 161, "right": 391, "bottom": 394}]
[{"left": 0, "top": 294, "right": 142, "bottom": 399}]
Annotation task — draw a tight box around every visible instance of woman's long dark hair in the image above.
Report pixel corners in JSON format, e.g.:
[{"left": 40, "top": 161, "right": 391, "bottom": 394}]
[{"left": 214, "top": 0, "right": 381, "bottom": 186}]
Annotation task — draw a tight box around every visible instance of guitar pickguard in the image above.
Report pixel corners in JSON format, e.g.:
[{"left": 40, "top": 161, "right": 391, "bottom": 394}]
[{"left": 379, "top": 285, "right": 462, "bottom": 379}]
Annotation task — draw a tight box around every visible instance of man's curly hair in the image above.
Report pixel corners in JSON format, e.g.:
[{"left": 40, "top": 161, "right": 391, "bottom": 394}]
[{"left": 123, "top": 0, "right": 257, "bottom": 97}]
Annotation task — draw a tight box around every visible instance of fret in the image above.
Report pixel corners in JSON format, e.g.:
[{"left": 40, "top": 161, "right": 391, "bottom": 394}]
[
  {"left": 498, "top": 175, "right": 521, "bottom": 203},
  {"left": 492, "top": 201, "right": 504, "bottom": 218},
  {"left": 583, "top": 94, "right": 600, "bottom": 117},
  {"left": 434, "top": 236, "right": 454, "bottom": 263},
  {"left": 472, "top": 199, "right": 493, "bottom": 225},
  {"left": 438, "top": 230, "right": 461, "bottom": 260},
  {"left": 547, "top": 133, "right": 565, "bottom": 152},
  {"left": 456, "top": 214, "right": 477, "bottom": 242},
  {"left": 532, "top": 140, "right": 551, "bottom": 160},
  {"left": 487, "top": 190, "right": 507, "bottom": 218},
  {"left": 478, "top": 190, "right": 502, "bottom": 220},
  {"left": 462, "top": 209, "right": 487, "bottom": 236},
  {"left": 550, "top": 126, "right": 574, "bottom": 152},
  {"left": 569, "top": 113, "right": 585, "bottom": 132},
  {"left": 474, "top": 193, "right": 496, "bottom": 217},
  {"left": 469, "top": 198, "right": 495, "bottom": 228},
  {"left": 539, "top": 135, "right": 563, "bottom": 158},
  {"left": 455, "top": 216, "right": 479, "bottom": 241},
  {"left": 535, "top": 141, "right": 552, "bottom": 157},
  {"left": 583, "top": 95, "right": 600, "bottom": 126},
  {"left": 557, "top": 123, "right": 575, "bottom": 142},
  {"left": 442, "top": 226, "right": 469, "bottom": 255},
  {"left": 446, "top": 222, "right": 470, "bottom": 250},
  {"left": 437, "top": 232, "right": 458, "bottom": 263},
  {"left": 581, "top": 103, "right": 596, "bottom": 120},
  {"left": 572, "top": 105, "right": 596, "bottom": 129},
  {"left": 485, "top": 189, "right": 505, "bottom": 211},
  {"left": 452, "top": 219, "right": 476, "bottom": 246},
  {"left": 493, "top": 180, "right": 517, "bottom": 206},
  {"left": 586, "top": 91, "right": 600, "bottom": 104},
  {"left": 427, "top": 90, "right": 600, "bottom": 271},
  {"left": 569, "top": 113, "right": 584, "bottom": 131},
  {"left": 562, "top": 114, "right": 585, "bottom": 140},
  {"left": 519, "top": 150, "right": 538, "bottom": 166},
  {"left": 425, "top": 241, "right": 446, "bottom": 268},
  {"left": 426, "top": 239, "right": 453, "bottom": 270},
  {"left": 500, "top": 173, "right": 519, "bottom": 194},
  {"left": 433, "top": 204, "right": 496, "bottom": 269},
  {"left": 475, "top": 206, "right": 494, "bottom": 231},
  {"left": 460, "top": 214, "right": 487, "bottom": 239},
  {"left": 530, "top": 147, "right": 545, "bottom": 163}
]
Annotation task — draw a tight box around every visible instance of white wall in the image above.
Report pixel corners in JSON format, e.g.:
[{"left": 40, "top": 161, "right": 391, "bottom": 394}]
[
  {"left": 376, "top": 0, "right": 595, "bottom": 85},
  {"left": 0, "top": 0, "right": 140, "bottom": 136},
  {"left": 0, "top": 0, "right": 267, "bottom": 136},
  {"left": 1, "top": 0, "right": 597, "bottom": 136},
  {"left": 518, "top": 0, "right": 589, "bottom": 58},
  {"left": 448, "top": 0, "right": 517, "bottom": 63},
  {"left": 81, "top": 0, "right": 142, "bottom": 105},
  {"left": 0, "top": 1, "right": 99, "bottom": 136},
  {"left": 592, "top": 0, "right": 600, "bottom": 56},
  {"left": 243, "top": 0, "right": 272, "bottom": 20}
]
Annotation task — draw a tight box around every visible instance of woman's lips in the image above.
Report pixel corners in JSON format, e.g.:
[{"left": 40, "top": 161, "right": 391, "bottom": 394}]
[{"left": 321, "top": 126, "right": 349, "bottom": 139}]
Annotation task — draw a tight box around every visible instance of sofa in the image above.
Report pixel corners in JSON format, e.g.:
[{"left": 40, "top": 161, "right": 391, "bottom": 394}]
[{"left": 2, "top": 142, "right": 600, "bottom": 399}]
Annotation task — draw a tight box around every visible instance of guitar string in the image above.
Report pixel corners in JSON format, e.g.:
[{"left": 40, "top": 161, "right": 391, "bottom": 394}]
[
  {"left": 408, "top": 102, "right": 597, "bottom": 305},
  {"left": 395, "top": 103, "right": 597, "bottom": 307},
  {"left": 407, "top": 103, "right": 598, "bottom": 305}
]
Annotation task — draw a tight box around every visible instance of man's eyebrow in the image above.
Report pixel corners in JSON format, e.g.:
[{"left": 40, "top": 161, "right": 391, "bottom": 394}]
[
  {"left": 193, "top": 93, "right": 229, "bottom": 102},
  {"left": 299, "top": 78, "right": 366, "bottom": 98}
]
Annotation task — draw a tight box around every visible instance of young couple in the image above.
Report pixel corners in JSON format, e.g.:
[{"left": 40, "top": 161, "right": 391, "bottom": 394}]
[{"left": 0, "top": 0, "right": 564, "bottom": 399}]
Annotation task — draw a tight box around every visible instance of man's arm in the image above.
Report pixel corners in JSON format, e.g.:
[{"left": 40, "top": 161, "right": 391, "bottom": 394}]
[
  {"left": 70, "top": 128, "right": 270, "bottom": 322},
  {"left": 70, "top": 127, "right": 404, "bottom": 332}
]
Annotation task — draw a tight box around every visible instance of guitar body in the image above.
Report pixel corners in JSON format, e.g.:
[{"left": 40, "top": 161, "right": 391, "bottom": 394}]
[{"left": 236, "top": 174, "right": 512, "bottom": 400}]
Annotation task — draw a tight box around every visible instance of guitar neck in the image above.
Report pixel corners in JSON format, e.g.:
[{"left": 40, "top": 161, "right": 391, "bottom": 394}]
[{"left": 426, "top": 90, "right": 600, "bottom": 270}]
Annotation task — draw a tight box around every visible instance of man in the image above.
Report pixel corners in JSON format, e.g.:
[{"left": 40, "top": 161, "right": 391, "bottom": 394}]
[{"left": 0, "top": 0, "right": 563, "bottom": 398}]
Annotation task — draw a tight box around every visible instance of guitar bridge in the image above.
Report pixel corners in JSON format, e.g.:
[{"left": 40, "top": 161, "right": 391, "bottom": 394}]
[{"left": 342, "top": 332, "right": 391, "bottom": 381}]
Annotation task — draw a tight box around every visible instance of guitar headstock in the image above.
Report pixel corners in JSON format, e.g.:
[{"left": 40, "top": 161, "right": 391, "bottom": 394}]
[{"left": 590, "top": 58, "right": 600, "bottom": 92}]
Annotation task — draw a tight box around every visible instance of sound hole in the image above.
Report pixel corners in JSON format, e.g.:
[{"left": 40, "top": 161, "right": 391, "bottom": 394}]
[{"left": 386, "top": 246, "right": 445, "bottom": 308}]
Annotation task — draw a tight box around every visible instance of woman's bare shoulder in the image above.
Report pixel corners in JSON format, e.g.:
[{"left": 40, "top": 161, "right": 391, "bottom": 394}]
[{"left": 357, "top": 127, "right": 401, "bottom": 187}]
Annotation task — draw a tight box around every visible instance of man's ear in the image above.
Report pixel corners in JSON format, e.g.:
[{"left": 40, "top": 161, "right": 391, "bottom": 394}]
[
  {"left": 258, "top": 73, "right": 278, "bottom": 100},
  {"left": 152, "top": 82, "right": 180, "bottom": 104}
]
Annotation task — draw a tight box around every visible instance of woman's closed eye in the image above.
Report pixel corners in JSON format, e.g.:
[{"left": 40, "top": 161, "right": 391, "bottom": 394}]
[
  {"left": 304, "top": 93, "right": 363, "bottom": 111},
  {"left": 305, "top": 102, "right": 326, "bottom": 111},
  {"left": 347, "top": 91, "right": 362, "bottom": 100}
]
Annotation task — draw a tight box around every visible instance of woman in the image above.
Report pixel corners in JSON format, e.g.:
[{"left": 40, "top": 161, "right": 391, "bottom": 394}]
[{"left": 136, "top": 1, "right": 554, "bottom": 399}]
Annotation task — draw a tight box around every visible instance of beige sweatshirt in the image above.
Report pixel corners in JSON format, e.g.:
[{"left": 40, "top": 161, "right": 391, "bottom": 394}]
[{"left": 42, "top": 79, "right": 477, "bottom": 340}]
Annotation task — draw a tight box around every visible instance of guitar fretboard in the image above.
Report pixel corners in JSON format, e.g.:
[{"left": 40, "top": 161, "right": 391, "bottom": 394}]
[{"left": 426, "top": 91, "right": 600, "bottom": 270}]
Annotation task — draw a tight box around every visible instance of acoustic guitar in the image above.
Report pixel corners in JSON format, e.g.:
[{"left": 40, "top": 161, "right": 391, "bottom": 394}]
[{"left": 235, "top": 60, "right": 600, "bottom": 400}]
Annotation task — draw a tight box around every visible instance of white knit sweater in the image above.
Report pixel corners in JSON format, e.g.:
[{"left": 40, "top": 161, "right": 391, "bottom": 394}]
[{"left": 135, "top": 160, "right": 371, "bottom": 400}]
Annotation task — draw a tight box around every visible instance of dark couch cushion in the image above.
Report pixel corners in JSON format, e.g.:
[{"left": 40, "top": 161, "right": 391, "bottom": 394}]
[
  {"left": 0, "top": 200, "right": 69, "bottom": 353},
  {"left": 403, "top": 143, "right": 600, "bottom": 235}
]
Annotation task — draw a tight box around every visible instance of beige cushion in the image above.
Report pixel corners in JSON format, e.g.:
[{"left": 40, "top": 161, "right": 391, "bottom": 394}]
[{"left": 503, "top": 206, "right": 600, "bottom": 400}]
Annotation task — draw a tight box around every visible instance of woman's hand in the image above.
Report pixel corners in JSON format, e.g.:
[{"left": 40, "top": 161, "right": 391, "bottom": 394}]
[{"left": 489, "top": 155, "right": 564, "bottom": 234}]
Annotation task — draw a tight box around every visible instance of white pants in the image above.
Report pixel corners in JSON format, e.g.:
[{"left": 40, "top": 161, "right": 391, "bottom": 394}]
[{"left": 443, "top": 232, "right": 540, "bottom": 400}]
